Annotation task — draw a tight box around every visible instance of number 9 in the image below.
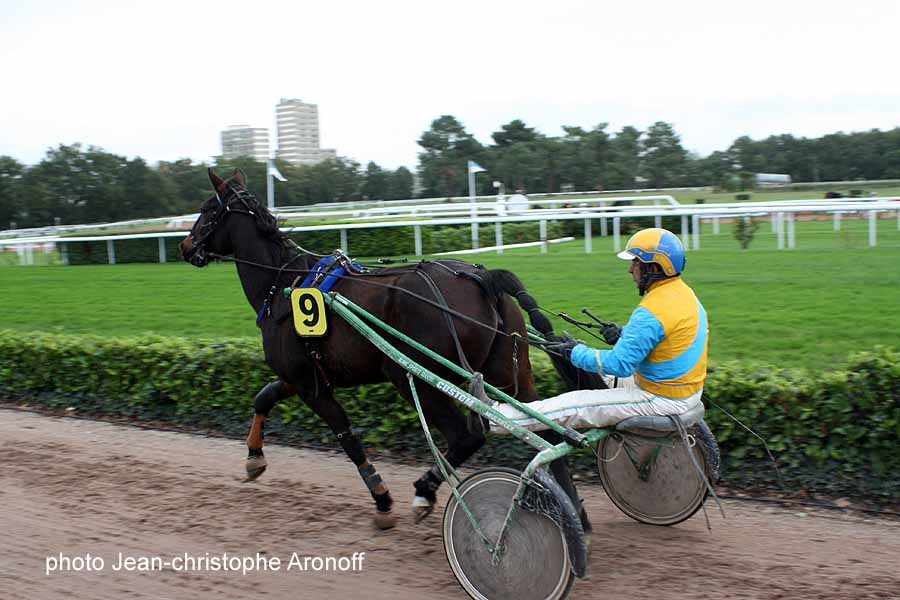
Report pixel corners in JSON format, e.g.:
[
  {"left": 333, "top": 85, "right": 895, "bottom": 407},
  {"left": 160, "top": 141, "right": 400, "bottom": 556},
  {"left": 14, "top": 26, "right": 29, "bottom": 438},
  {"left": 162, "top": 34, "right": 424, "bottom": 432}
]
[{"left": 300, "top": 294, "right": 320, "bottom": 327}]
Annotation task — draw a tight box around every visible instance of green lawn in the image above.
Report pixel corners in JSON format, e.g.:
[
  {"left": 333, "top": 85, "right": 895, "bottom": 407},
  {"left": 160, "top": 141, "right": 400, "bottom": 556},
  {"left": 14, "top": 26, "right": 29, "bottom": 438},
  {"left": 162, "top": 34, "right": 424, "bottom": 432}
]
[{"left": 1, "top": 217, "right": 898, "bottom": 370}]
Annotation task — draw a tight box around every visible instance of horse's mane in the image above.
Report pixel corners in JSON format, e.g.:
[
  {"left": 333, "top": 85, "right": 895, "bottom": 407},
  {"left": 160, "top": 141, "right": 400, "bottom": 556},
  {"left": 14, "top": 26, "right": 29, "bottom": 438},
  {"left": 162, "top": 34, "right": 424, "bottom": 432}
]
[{"left": 224, "top": 179, "right": 295, "bottom": 251}]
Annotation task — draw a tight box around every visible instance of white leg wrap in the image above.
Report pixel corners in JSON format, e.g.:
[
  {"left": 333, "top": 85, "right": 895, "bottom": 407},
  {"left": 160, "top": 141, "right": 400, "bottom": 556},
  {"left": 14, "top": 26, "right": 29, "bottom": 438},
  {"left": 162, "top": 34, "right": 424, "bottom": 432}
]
[{"left": 412, "top": 495, "right": 433, "bottom": 508}]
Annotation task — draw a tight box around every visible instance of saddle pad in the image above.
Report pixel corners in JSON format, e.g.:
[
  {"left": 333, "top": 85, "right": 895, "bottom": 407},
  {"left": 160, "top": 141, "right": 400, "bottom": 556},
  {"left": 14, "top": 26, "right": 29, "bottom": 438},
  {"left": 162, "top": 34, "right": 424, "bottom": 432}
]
[{"left": 300, "top": 255, "right": 364, "bottom": 294}]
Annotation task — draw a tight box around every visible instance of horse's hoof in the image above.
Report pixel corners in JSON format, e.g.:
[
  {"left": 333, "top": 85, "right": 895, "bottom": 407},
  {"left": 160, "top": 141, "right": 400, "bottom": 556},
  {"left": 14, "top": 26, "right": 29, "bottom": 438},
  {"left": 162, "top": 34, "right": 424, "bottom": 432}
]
[
  {"left": 412, "top": 495, "right": 435, "bottom": 523},
  {"left": 373, "top": 509, "right": 398, "bottom": 530},
  {"left": 244, "top": 455, "right": 268, "bottom": 482}
]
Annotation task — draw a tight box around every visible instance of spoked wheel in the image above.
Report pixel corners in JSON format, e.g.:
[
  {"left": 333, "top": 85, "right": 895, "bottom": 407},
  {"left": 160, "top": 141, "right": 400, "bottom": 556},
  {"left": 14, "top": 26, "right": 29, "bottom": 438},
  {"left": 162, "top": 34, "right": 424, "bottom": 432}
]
[
  {"left": 597, "top": 430, "right": 709, "bottom": 526},
  {"left": 443, "top": 467, "right": 574, "bottom": 600}
]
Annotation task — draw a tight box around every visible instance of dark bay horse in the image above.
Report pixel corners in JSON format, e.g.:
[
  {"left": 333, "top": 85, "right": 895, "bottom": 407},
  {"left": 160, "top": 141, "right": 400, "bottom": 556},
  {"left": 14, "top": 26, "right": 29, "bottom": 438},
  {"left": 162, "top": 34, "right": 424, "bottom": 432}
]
[{"left": 180, "top": 168, "right": 594, "bottom": 531}]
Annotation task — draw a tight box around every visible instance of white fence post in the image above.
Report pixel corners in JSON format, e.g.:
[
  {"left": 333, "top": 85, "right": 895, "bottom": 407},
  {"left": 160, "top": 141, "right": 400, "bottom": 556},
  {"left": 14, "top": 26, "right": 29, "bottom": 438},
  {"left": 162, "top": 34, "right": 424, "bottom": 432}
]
[
  {"left": 600, "top": 217, "right": 607, "bottom": 237},
  {"left": 771, "top": 212, "right": 777, "bottom": 233},
  {"left": 833, "top": 212, "right": 841, "bottom": 231},
  {"left": 692, "top": 214, "right": 700, "bottom": 250},
  {"left": 61, "top": 243, "right": 69, "bottom": 265},
  {"left": 776, "top": 213, "right": 785, "bottom": 249},
  {"left": 680, "top": 215, "right": 689, "bottom": 250},
  {"left": 158, "top": 238, "right": 167, "bottom": 263},
  {"left": 471, "top": 221, "right": 479, "bottom": 250},
  {"left": 654, "top": 215, "right": 662, "bottom": 229},
  {"left": 613, "top": 217, "right": 621, "bottom": 252},
  {"left": 584, "top": 219, "right": 592, "bottom": 253},
  {"left": 539, "top": 220, "right": 548, "bottom": 254},
  {"left": 340, "top": 229, "right": 348, "bottom": 253},
  {"left": 107, "top": 239, "right": 116, "bottom": 264},
  {"left": 495, "top": 222, "right": 503, "bottom": 254},
  {"left": 414, "top": 225, "right": 422, "bottom": 257},
  {"left": 25, "top": 244, "right": 34, "bottom": 265},
  {"left": 713, "top": 216, "right": 720, "bottom": 234},
  {"left": 787, "top": 212, "right": 795, "bottom": 249},
  {"left": 869, "top": 210, "right": 877, "bottom": 247}
]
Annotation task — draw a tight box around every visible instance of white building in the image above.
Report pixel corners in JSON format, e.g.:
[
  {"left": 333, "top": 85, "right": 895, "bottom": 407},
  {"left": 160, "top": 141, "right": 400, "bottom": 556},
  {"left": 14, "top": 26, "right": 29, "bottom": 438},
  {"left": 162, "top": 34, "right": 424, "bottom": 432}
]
[
  {"left": 221, "top": 125, "right": 270, "bottom": 163},
  {"left": 275, "top": 98, "right": 336, "bottom": 165},
  {"left": 755, "top": 173, "right": 793, "bottom": 187}
]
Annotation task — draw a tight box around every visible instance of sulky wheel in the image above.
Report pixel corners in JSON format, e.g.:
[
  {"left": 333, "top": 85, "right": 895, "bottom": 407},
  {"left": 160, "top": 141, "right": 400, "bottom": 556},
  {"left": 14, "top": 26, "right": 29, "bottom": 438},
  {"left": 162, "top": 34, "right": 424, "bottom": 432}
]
[
  {"left": 597, "top": 430, "right": 709, "bottom": 526},
  {"left": 442, "top": 467, "right": 574, "bottom": 600}
]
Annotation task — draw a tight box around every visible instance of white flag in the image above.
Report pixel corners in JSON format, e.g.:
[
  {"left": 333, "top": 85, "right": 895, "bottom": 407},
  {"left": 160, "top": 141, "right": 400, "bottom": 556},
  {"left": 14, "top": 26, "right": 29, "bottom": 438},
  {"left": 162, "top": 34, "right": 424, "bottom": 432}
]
[
  {"left": 468, "top": 160, "right": 486, "bottom": 174},
  {"left": 268, "top": 160, "right": 287, "bottom": 182}
]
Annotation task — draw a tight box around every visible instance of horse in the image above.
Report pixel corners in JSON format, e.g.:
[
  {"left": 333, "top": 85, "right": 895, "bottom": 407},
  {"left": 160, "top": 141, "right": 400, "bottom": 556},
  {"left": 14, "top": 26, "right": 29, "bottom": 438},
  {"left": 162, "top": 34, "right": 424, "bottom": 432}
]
[{"left": 179, "top": 168, "right": 597, "bottom": 531}]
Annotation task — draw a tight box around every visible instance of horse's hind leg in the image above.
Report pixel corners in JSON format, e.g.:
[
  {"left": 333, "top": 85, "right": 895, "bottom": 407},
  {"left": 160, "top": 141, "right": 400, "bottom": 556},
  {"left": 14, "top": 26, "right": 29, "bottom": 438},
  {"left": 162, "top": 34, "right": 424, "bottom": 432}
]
[
  {"left": 245, "top": 379, "right": 297, "bottom": 481},
  {"left": 302, "top": 390, "right": 398, "bottom": 530},
  {"left": 408, "top": 386, "right": 485, "bottom": 522}
]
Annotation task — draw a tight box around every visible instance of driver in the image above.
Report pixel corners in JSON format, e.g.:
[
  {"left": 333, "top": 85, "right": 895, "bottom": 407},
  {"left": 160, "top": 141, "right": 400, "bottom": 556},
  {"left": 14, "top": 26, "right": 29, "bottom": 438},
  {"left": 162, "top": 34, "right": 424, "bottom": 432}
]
[{"left": 493, "top": 227, "right": 708, "bottom": 431}]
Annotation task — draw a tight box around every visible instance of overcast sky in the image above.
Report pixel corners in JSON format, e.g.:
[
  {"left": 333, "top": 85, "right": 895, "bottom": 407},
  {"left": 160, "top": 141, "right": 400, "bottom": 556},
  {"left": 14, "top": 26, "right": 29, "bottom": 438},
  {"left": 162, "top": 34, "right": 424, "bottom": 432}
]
[{"left": 2, "top": 0, "right": 899, "bottom": 170}]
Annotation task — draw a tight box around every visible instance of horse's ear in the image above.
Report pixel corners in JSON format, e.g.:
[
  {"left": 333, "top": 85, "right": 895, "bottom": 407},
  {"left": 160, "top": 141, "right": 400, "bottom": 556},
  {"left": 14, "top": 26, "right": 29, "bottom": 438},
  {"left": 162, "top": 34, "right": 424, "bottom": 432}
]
[
  {"left": 208, "top": 168, "right": 227, "bottom": 194},
  {"left": 232, "top": 169, "right": 247, "bottom": 189}
]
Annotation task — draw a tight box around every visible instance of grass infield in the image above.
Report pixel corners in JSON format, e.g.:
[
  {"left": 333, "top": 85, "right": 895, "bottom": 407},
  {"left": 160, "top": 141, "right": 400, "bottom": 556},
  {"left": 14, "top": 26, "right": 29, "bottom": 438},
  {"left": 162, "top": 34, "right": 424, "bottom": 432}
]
[{"left": 1, "top": 218, "right": 898, "bottom": 370}]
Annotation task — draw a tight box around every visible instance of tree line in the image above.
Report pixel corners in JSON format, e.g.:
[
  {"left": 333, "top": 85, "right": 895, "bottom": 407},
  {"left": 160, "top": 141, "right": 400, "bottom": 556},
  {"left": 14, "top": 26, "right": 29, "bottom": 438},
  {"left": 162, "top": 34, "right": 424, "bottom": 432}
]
[
  {"left": 2, "top": 118, "right": 900, "bottom": 229},
  {"left": 418, "top": 117, "right": 900, "bottom": 197},
  {"left": 0, "top": 146, "right": 414, "bottom": 230}
]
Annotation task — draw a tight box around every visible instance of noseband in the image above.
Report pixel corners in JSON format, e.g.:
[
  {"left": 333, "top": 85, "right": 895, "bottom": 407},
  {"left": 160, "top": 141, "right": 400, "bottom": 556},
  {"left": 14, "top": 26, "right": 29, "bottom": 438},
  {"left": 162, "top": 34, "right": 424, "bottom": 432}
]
[{"left": 185, "top": 185, "right": 257, "bottom": 266}]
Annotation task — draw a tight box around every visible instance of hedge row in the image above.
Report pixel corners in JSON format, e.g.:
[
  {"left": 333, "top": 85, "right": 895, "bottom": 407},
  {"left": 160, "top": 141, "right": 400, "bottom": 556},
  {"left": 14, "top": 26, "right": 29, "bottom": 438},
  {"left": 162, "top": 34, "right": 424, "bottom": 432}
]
[
  {"left": 63, "top": 237, "right": 185, "bottom": 265},
  {"left": 1, "top": 330, "right": 897, "bottom": 498},
  {"left": 60, "top": 222, "right": 565, "bottom": 264}
]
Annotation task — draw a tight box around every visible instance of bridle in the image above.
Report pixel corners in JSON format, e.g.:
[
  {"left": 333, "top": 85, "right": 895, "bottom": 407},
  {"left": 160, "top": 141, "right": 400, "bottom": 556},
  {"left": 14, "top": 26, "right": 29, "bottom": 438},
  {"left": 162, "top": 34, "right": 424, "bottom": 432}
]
[{"left": 184, "top": 184, "right": 257, "bottom": 267}]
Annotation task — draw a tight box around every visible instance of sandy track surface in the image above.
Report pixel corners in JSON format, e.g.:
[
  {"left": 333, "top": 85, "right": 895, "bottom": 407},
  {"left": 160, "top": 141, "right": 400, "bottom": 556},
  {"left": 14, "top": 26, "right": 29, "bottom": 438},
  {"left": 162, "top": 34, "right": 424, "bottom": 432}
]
[{"left": 1, "top": 408, "right": 898, "bottom": 600}]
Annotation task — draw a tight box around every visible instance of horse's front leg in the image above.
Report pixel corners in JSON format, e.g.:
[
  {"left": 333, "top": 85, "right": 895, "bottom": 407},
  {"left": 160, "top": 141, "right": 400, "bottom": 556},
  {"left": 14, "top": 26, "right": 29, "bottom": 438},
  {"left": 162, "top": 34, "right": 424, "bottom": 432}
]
[
  {"left": 245, "top": 379, "right": 297, "bottom": 481},
  {"left": 302, "top": 391, "right": 398, "bottom": 530}
]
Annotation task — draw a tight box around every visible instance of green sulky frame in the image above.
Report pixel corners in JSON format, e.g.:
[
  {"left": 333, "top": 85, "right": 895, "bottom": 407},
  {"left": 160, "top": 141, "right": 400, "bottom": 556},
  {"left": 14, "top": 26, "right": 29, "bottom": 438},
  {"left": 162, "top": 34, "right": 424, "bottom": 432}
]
[{"left": 323, "top": 291, "right": 608, "bottom": 565}]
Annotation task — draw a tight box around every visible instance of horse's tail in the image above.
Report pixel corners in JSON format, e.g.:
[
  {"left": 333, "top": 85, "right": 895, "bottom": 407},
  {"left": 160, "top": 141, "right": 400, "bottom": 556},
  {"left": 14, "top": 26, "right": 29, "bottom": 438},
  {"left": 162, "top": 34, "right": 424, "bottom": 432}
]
[{"left": 481, "top": 269, "right": 605, "bottom": 391}]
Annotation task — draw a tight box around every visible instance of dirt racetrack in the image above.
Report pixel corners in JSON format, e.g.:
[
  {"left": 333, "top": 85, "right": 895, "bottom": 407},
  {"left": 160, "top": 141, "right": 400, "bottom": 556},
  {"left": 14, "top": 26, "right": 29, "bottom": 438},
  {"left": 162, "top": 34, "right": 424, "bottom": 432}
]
[{"left": 1, "top": 408, "right": 898, "bottom": 600}]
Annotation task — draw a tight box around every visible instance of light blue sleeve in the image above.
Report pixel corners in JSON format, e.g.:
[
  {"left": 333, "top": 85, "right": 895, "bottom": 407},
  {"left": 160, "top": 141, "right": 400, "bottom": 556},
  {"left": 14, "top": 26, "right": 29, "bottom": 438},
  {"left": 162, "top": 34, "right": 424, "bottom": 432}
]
[{"left": 569, "top": 307, "right": 665, "bottom": 377}]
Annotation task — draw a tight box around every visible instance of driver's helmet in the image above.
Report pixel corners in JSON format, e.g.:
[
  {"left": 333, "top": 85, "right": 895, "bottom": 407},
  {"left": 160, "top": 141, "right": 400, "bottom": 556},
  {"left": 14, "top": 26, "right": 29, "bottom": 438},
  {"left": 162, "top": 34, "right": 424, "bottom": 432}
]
[{"left": 616, "top": 228, "right": 685, "bottom": 276}]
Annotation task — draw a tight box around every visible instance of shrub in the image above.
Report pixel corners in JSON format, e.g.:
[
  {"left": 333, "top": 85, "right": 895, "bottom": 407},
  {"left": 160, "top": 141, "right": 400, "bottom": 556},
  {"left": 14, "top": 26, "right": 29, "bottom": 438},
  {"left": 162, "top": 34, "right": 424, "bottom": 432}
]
[
  {"left": 733, "top": 216, "right": 760, "bottom": 249},
  {"left": 1, "top": 331, "right": 896, "bottom": 497}
]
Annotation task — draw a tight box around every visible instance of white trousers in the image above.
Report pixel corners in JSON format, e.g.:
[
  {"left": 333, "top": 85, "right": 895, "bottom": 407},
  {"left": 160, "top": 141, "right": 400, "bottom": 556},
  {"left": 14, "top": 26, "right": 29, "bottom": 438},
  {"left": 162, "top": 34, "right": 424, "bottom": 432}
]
[{"left": 492, "top": 375, "right": 703, "bottom": 434}]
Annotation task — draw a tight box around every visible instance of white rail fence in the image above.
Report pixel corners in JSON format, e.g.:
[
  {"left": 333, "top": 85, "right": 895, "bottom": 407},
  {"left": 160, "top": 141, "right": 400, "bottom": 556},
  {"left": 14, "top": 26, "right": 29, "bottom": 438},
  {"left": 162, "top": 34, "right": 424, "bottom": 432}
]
[
  {"left": 1, "top": 198, "right": 898, "bottom": 265},
  {"left": 0, "top": 194, "right": 681, "bottom": 241}
]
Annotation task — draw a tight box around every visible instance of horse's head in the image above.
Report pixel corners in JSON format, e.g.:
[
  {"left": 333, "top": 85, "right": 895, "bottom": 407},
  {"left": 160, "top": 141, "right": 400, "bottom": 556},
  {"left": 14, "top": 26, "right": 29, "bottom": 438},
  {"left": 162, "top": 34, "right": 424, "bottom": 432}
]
[{"left": 180, "top": 167, "right": 279, "bottom": 267}]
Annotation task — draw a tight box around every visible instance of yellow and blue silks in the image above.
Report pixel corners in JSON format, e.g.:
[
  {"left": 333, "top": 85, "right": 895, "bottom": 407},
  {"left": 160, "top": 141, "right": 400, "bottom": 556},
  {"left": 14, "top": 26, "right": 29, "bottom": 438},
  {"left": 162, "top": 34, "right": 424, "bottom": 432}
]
[{"left": 570, "top": 276, "right": 708, "bottom": 399}]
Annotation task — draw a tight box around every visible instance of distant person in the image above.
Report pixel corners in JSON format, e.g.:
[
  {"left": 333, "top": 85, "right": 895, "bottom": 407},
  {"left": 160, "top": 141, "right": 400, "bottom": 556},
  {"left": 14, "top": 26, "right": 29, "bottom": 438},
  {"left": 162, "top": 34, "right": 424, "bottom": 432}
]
[{"left": 493, "top": 228, "right": 708, "bottom": 431}]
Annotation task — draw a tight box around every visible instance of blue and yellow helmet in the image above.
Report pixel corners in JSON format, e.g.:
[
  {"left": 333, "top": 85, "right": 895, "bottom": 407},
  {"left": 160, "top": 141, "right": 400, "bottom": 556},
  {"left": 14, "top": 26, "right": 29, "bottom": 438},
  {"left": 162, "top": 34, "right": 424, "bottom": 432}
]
[{"left": 616, "top": 228, "right": 685, "bottom": 276}]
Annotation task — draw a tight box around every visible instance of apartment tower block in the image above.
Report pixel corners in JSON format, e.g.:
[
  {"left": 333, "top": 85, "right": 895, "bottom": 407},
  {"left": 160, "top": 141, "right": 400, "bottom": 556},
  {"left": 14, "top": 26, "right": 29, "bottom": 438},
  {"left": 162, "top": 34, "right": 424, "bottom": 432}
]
[
  {"left": 220, "top": 126, "right": 270, "bottom": 163},
  {"left": 275, "top": 98, "right": 336, "bottom": 165}
]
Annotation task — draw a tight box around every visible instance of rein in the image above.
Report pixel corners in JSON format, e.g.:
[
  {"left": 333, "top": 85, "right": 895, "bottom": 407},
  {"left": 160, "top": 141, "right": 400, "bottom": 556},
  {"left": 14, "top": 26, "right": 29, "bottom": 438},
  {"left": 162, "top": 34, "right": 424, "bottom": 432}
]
[{"left": 209, "top": 251, "right": 517, "bottom": 339}]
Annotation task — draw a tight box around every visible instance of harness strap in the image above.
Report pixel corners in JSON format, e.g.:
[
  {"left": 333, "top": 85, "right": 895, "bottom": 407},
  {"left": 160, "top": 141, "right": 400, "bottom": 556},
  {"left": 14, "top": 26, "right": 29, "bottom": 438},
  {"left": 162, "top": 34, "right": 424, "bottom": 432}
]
[
  {"left": 413, "top": 265, "right": 474, "bottom": 374},
  {"left": 302, "top": 341, "right": 331, "bottom": 399},
  {"left": 670, "top": 415, "right": 725, "bottom": 529}
]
